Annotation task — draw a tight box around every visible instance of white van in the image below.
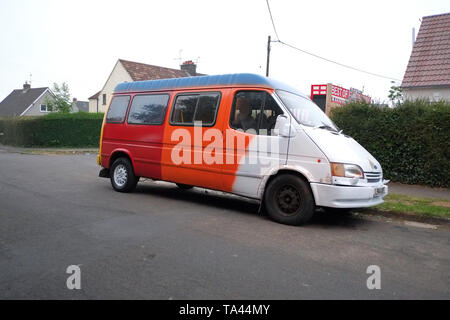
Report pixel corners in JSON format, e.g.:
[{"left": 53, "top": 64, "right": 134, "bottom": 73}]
[{"left": 98, "top": 73, "right": 388, "bottom": 225}]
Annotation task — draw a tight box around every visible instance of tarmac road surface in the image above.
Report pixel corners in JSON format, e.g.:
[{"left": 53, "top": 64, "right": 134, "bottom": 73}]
[{"left": 0, "top": 152, "right": 448, "bottom": 299}]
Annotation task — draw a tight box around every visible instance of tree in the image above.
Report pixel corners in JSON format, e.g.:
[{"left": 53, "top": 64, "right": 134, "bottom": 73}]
[
  {"left": 45, "top": 82, "right": 72, "bottom": 113},
  {"left": 388, "top": 81, "right": 403, "bottom": 107}
]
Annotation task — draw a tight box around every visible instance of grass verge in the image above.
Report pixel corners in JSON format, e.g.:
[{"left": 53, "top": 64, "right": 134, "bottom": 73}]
[{"left": 373, "top": 194, "right": 450, "bottom": 220}]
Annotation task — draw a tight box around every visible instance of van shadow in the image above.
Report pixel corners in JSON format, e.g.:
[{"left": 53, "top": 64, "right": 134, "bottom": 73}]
[
  {"left": 308, "top": 208, "right": 370, "bottom": 229},
  {"left": 133, "top": 181, "right": 370, "bottom": 229},
  {"left": 135, "top": 181, "right": 260, "bottom": 216}
]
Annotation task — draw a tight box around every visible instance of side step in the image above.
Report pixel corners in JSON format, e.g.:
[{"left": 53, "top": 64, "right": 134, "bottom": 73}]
[{"left": 99, "top": 168, "right": 110, "bottom": 178}]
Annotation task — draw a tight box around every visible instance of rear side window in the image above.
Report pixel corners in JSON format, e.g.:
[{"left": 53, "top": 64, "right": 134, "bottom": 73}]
[
  {"left": 127, "top": 94, "right": 170, "bottom": 125},
  {"left": 170, "top": 92, "right": 220, "bottom": 126},
  {"left": 106, "top": 96, "right": 130, "bottom": 123}
]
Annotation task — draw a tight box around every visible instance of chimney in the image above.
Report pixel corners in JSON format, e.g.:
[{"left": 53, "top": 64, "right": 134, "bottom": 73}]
[
  {"left": 23, "top": 82, "right": 31, "bottom": 92},
  {"left": 180, "top": 60, "right": 197, "bottom": 76}
]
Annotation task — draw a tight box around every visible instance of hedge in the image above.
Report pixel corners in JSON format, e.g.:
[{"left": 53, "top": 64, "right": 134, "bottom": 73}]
[
  {"left": 330, "top": 100, "right": 450, "bottom": 187},
  {"left": 1, "top": 103, "right": 449, "bottom": 187},
  {"left": 0, "top": 112, "right": 105, "bottom": 148}
]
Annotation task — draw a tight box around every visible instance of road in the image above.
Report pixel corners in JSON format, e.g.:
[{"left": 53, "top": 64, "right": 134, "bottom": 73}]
[{"left": 0, "top": 151, "right": 449, "bottom": 299}]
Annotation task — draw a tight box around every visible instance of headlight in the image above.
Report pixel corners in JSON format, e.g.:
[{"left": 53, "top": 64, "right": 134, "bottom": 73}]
[{"left": 331, "top": 163, "right": 364, "bottom": 179}]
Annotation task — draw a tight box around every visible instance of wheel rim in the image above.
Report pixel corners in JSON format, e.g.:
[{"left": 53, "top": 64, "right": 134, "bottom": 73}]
[
  {"left": 113, "top": 164, "right": 128, "bottom": 187},
  {"left": 276, "top": 185, "right": 301, "bottom": 215}
]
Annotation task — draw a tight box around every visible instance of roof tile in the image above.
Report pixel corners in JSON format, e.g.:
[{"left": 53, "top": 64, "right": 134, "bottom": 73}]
[
  {"left": 402, "top": 12, "right": 450, "bottom": 88},
  {"left": 119, "top": 59, "right": 192, "bottom": 81},
  {"left": 0, "top": 87, "right": 49, "bottom": 117}
]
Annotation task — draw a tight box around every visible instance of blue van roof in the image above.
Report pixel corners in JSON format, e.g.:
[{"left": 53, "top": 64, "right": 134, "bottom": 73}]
[{"left": 114, "top": 73, "right": 307, "bottom": 97}]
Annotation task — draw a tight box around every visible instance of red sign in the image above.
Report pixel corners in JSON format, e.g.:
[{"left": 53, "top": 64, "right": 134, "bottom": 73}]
[
  {"left": 310, "top": 84, "right": 327, "bottom": 99},
  {"left": 331, "top": 85, "right": 349, "bottom": 99},
  {"left": 311, "top": 83, "right": 370, "bottom": 105}
]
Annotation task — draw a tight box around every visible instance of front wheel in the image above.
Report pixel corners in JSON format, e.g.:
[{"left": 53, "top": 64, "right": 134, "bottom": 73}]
[
  {"left": 110, "top": 157, "right": 139, "bottom": 192},
  {"left": 264, "top": 174, "right": 315, "bottom": 225}
]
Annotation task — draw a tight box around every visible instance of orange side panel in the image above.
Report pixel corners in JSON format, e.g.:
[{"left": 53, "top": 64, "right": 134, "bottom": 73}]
[{"left": 160, "top": 89, "right": 229, "bottom": 190}]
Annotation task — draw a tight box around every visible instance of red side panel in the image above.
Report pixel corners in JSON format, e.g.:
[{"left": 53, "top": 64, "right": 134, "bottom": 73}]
[{"left": 101, "top": 93, "right": 168, "bottom": 180}]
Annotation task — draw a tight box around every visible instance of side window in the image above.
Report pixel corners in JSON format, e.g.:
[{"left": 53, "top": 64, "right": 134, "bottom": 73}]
[
  {"left": 106, "top": 95, "right": 130, "bottom": 123},
  {"left": 127, "top": 94, "right": 170, "bottom": 125},
  {"left": 171, "top": 95, "right": 197, "bottom": 124},
  {"left": 259, "top": 93, "right": 284, "bottom": 136},
  {"left": 171, "top": 92, "right": 220, "bottom": 126},
  {"left": 229, "top": 91, "right": 283, "bottom": 135},
  {"left": 194, "top": 93, "right": 220, "bottom": 124}
]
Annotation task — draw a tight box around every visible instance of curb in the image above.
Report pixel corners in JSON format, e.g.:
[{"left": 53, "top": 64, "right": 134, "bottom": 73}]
[
  {"left": 20, "top": 149, "right": 98, "bottom": 155},
  {"left": 357, "top": 208, "right": 450, "bottom": 226},
  {"left": 0, "top": 144, "right": 98, "bottom": 155}
]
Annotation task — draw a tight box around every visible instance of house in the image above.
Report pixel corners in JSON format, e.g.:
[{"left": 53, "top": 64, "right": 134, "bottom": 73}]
[
  {"left": 401, "top": 12, "right": 450, "bottom": 101},
  {"left": 0, "top": 83, "right": 55, "bottom": 117},
  {"left": 71, "top": 98, "right": 89, "bottom": 113},
  {"left": 88, "top": 59, "right": 202, "bottom": 113}
]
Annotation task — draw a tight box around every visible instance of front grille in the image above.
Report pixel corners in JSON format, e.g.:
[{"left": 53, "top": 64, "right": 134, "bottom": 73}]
[{"left": 365, "top": 172, "right": 382, "bottom": 183}]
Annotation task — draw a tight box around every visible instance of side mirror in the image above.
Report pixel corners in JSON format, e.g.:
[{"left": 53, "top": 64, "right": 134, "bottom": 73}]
[{"left": 274, "top": 115, "right": 297, "bottom": 138}]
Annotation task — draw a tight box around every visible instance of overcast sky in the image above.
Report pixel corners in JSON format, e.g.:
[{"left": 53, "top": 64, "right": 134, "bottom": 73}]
[{"left": 1, "top": 0, "right": 449, "bottom": 103}]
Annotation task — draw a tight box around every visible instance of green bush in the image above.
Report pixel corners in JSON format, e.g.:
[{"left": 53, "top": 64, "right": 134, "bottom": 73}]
[
  {"left": 0, "top": 112, "right": 105, "bottom": 148},
  {"left": 330, "top": 100, "right": 450, "bottom": 187}
]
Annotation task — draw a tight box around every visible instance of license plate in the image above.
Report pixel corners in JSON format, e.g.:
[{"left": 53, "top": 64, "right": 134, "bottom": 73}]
[{"left": 374, "top": 187, "right": 384, "bottom": 196}]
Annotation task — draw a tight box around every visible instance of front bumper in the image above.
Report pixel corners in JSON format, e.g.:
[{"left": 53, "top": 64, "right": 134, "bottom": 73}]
[{"left": 310, "top": 183, "right": 388, "bottom": 208}]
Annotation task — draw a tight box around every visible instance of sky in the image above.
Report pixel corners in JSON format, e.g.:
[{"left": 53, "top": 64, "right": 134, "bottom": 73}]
[{"left": 0, "top": 0, "right": 449, "bottom": 103}]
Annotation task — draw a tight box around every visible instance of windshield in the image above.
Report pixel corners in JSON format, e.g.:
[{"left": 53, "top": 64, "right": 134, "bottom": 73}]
[{"left": 276, "top": 90, "right": 338, "bottom": 131}]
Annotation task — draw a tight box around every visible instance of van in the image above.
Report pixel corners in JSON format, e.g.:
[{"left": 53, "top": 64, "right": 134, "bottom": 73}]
[{"left": 97, "top": 73, "right": 388, "bottom": 225}]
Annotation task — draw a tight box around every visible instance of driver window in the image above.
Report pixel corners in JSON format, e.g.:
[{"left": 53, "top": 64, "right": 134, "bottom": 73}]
[{"left": 229, "top": 91, "right": 283, "bottom": 135}]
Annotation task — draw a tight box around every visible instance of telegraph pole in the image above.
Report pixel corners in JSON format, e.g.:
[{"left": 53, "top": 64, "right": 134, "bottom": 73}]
[{"left": 266, "top": 35, "right": 271, "bottom": 77}]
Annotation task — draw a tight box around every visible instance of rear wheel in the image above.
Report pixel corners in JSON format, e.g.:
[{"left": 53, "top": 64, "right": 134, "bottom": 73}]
[
  {"left": 264, "top": 174, "right": 315, "bottom": 225},
  {"left": 176, "top": 183, "right": 194, "bottom": 190},
  {"left": 110, "top": 157, "right": 139, "bottom": 192}
]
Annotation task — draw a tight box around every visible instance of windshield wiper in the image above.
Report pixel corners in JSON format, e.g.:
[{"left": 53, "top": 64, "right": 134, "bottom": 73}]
[{"left": 315, "top": 122, "right": 339, "bottom": 133}]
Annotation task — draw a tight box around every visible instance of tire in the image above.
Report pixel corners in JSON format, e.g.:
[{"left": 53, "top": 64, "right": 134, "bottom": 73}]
[
  {"left": 176, "top": 183, "right": 194, "bottom": 190},
  {"left": 264, "top": 174, "right": 315, "bottom": 225},
  {"left": 110, "top": 157, "right": 139, "bottom": 193}
]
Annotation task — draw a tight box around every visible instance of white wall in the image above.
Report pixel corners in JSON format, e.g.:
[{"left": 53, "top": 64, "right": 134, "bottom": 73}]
[
  {"left": 23, "top": 90, "right": 54, "bottom": 116},
  {"left": 88, "top": 98, "right": 99, "bottom": 113},
  {"left": 403, "top": 87, "right": 450, "bottom": 101},
  {"left": 90, "top": 61, "right": 133, "bottom": 113}
]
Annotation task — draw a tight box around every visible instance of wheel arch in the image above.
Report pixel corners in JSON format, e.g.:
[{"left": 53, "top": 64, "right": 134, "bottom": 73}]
[
  {"left": 258, "top": 167, "right": 316, "bottom": 205},
  {"left": 109, "top": 149, "right": 135, "bottom": 169}
]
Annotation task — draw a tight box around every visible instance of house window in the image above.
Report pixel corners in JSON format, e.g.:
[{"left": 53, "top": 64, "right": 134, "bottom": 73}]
[
  {"left": 40, "top": 104, "right": 53, "bottom": 113},
  {"left": 102, "top": 94, "right": 107, "bottom": 105},
  {"left": 127, "top": 94, "right": 170, "bottom": 125}
]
